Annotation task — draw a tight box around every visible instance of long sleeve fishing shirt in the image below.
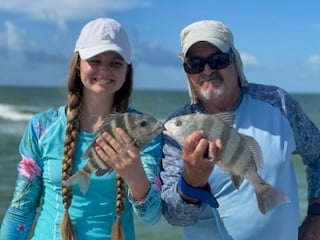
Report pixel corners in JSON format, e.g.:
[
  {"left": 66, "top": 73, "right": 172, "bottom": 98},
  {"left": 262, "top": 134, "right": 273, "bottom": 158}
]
[
  {"left": 0, "top": 106, "right": 162, "bottom": 240},
  {"left": 161, "top": 83, "right": 320, "bottom": 240}
]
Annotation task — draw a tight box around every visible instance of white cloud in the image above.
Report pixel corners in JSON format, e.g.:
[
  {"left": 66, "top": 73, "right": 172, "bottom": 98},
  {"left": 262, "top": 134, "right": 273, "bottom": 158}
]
[
  {"left": 0, "top": 0, "right": 151, "bottom": 29},
  {"left": 308, "top": 54, "right": 320, "bottom": 65},
  {"left": 0, "top": 21, "right": 35, "bottom": 51},
  {"left": 240, "top": 52, "right": 259, "bottom": 67},
  {"left": 307, "top": 54, "right": 320, "bottom": 74}
]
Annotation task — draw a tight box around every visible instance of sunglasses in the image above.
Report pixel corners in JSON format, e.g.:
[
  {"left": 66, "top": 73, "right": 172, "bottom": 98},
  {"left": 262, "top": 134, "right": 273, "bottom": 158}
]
[{"left": 183, "top": 52, "right": 234, "bottom": 74}]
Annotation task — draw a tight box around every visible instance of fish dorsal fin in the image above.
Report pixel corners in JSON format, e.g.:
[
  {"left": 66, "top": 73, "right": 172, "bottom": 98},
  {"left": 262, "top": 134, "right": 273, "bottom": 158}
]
[
  {"left": 214, "top": 112, "right": 235, "bottom": 127},
  {"left": 97, "top": 112, "right": 123, "bottom": 132},
  {"left": 240, "top": 134, "right": 263, "bottom": 171}
]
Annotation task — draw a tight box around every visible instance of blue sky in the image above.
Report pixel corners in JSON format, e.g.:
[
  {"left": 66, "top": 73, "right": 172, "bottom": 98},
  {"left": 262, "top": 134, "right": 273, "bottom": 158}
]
[{"left": 0, "top": 0, "right": 319, "bottom": 93}]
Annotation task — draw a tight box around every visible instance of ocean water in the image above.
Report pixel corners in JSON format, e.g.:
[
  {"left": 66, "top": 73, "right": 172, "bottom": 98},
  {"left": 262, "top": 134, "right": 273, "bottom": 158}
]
[{"left": 0, "top": 86, "right": 319, "bottom": 239}]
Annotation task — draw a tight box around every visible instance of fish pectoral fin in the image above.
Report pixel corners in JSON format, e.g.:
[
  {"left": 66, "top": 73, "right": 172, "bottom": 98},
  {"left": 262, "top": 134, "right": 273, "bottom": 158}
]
[{"left": 230, "top": 173, "right": 243, "bottom": 189}]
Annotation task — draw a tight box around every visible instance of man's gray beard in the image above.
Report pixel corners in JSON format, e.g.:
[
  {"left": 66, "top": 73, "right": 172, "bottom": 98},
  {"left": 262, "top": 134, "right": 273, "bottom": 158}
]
[{"left": 200, "top": 85, "right": 224, "bottom": 101}]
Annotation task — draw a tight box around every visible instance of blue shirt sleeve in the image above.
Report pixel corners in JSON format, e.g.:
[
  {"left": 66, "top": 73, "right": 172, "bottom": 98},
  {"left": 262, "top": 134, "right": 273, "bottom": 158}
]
[
  {"left": 128, "top": 134, "right": 163, "bottom": 225},
  {"left": 0, "top": 116, "right": 43, "bottom": 240},
  {"left": 161, "top": 135, "right": 204, "bottom": 227},
  {"left": 247, "top": 85, "right": 320, "bottom": 199},
  {"left": 282, "top": 91, "right": 320, "bottom": 198}
]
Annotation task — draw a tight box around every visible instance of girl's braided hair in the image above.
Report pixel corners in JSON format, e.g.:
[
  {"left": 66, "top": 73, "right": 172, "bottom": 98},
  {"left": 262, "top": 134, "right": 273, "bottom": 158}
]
[{"left": 60, "top": 52, "right": 133, "bottom": 240}]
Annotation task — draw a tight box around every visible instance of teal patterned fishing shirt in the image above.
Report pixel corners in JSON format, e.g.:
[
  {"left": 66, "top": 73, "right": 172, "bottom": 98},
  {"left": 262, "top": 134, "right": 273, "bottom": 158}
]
[{"left": 0, "top": 107, "right": 163, "bottom": 240}]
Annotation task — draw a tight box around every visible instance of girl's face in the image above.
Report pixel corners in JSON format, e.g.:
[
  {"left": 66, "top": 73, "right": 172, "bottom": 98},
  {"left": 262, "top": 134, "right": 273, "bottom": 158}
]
[{"left": 79, "top": 51, "right": 128, "bottom": 96}]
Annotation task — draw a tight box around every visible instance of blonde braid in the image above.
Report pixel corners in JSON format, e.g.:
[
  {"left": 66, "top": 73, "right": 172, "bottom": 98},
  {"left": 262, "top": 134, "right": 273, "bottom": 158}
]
[
  {"left": 60, "top": 92, "right": 81, "bottom": 240},
  {"left": 110, "top": 64, "right": 133, "bottom": 240},
  {"left": 60, "top": 54, "right": 83, "bottom": 240},
  {"left": 111, "top": 173, "right": 126, "bottom": 240}
]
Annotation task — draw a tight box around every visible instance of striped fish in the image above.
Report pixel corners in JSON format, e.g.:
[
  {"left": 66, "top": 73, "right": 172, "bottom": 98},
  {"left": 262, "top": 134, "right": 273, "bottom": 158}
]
[
  {"left": 64, "top": 112, "right": 163, "bottom": 194},
  {"left": 163, "top": 112, "right": 289, "bottom": 214}
]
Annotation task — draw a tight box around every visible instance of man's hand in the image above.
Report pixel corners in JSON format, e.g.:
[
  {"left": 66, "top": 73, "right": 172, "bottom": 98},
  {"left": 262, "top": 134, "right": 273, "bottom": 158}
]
[{"left": 181, "top": 130, "right": 222, "bottom": 188}]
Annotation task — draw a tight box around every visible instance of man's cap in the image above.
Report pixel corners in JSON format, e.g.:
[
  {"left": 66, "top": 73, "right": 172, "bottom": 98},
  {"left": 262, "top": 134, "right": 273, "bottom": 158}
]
[
  {"left": 179, "top": 20, "right": 248, "bottom": 89},
  {"left": 180, "top": 20, "right": 233, "bottom": 56}
]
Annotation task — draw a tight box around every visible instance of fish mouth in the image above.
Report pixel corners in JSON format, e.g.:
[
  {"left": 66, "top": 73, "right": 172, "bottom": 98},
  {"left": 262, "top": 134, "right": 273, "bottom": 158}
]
[
  {"left": 151, "top": 123, "right": 164, "bottom": 135},
  {"left": 162, "top": 126, "right": 170, "bottom": 136},
  {"left": 162, "top": 122, "right": 174, "bottom": 136}
]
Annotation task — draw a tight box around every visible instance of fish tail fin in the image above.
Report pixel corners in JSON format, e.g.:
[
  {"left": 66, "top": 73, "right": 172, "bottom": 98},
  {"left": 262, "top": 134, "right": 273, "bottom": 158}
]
[
  {"left": 255, "top": 182, "right": 290, "bottom": 214},
  {"left": 64, "top": 170, "right": 90, "bottom": 195}
]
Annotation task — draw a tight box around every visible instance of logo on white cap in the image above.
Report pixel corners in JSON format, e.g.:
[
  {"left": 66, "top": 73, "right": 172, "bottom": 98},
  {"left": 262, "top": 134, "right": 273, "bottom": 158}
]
[{"left": 101, "top": 34, "right": 112, "bottom": 41}]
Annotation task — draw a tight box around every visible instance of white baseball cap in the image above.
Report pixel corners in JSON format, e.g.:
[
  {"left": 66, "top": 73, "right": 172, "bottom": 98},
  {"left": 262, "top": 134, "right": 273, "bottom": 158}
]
[{"left": 74, "top": 18, "right": 131, "bottom": 64}]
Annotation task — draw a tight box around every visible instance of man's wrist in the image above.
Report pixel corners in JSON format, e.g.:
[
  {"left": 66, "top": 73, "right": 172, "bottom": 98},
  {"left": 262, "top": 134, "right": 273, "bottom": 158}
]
[
  {"left": 178, "top": 188, "right": 201, "bottom": 204},
  {"left": 177, "top": 175, "right": 219, "bottom": 208}
]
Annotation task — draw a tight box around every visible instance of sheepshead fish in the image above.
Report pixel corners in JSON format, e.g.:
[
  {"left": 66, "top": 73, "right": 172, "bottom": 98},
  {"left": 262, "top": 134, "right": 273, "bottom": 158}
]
[
  {"left": 163, "top": 112, "right": 289, "bottom": 214},
  {"left": 64, "top": 112, "right": 163, "bottom": 194}
]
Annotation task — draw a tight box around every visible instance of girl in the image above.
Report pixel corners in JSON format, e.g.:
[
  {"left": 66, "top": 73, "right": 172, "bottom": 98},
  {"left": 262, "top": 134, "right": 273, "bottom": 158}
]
[{"left": 0, "top": 18, "right": 162, "bottom": 240}]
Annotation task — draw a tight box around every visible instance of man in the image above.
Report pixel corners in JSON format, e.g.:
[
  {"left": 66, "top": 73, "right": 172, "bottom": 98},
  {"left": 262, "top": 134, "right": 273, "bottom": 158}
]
[{"left": 160, "top": 20, "right": 320, "bottom": 240}]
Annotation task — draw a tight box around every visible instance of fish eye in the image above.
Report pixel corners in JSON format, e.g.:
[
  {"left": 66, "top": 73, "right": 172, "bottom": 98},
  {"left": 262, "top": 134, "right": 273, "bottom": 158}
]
[
  {"left": 140, "top": 120, "right": 147, "bottom": 127},
  {"left": 175, "top": 120, "right": 182, "bottom": 127}
]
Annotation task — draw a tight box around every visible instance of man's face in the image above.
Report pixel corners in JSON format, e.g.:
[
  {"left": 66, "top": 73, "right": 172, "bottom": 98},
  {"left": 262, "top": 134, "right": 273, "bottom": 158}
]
[{"left": 185, "top": 41, "right": 240, "bottom": 112}]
